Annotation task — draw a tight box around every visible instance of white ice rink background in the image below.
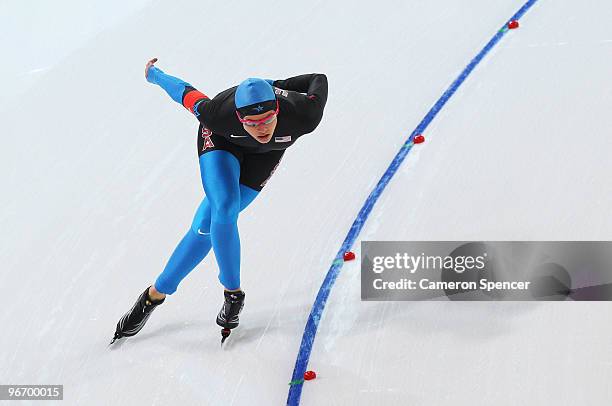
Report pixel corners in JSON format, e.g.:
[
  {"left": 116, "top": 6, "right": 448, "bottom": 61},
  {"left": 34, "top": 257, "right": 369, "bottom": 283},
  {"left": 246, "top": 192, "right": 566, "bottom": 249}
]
[{"left": 1, "top": 0, "right": 611, "bottom": 405}]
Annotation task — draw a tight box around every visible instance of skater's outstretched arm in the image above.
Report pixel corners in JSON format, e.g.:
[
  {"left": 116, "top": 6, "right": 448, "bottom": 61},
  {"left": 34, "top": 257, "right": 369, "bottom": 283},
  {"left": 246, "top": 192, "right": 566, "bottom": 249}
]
[{"left": 145, "top": 58, "right": 210, "bottom": 120}]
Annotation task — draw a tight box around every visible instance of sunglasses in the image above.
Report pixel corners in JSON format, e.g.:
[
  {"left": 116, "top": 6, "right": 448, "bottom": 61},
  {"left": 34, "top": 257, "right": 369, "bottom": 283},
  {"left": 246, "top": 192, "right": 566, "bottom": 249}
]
[{"left": 236, "top": 101, "right": 279, "bottom": 127}]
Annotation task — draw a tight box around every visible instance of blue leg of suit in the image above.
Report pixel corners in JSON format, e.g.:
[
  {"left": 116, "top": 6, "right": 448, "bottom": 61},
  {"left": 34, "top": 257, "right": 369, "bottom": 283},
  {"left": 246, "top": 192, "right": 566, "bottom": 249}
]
[{"left": 154, "top": 151, "right": 258, "bottom": 294}]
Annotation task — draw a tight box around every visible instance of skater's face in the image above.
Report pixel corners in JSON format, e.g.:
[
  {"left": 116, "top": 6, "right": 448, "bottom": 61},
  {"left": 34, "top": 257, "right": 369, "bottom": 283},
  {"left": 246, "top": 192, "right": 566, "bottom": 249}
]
[{"left": 240, "top": 109, "right": 278, "bottom": 144}]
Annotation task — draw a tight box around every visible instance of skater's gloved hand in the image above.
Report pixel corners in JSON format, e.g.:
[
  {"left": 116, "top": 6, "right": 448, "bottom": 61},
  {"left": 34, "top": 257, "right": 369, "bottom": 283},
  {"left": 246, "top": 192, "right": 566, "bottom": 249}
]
[{"left": 145, "top": 57, "right": 158, "bottom": 81}]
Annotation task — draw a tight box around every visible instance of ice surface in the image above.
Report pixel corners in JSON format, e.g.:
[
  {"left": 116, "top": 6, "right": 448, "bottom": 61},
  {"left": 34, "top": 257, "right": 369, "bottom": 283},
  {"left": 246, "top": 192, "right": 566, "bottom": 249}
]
[{"left": 1, "top": 0, "right": 611, "bottom": 405}]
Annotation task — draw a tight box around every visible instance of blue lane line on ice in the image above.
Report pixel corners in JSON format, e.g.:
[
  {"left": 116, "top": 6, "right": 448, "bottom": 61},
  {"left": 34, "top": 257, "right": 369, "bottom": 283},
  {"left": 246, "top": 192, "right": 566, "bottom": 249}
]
[{"left": 287, "top": 0, "right": 539, "bottom": 404}]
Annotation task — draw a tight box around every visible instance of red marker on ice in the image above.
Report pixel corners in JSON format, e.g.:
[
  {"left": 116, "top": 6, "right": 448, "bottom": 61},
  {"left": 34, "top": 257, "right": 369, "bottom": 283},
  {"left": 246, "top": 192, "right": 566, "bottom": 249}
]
[
  {"left": 343, "top": 251, "right": 356, "bottom": 261},
  {"left": 508, "top": 20, "right": 519, "bottom": 29},
  {"left": 413, "top": 134, "right": 425, "bottom": 144},
  {"left": 304, "top": 371, "right": 317, "bottom": 381}
]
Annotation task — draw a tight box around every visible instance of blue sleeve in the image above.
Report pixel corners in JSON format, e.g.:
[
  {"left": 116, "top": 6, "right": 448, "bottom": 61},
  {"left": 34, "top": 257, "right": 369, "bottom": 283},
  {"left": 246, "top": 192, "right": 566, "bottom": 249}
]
[{"left": 146, "top": 66, "right": 192, "bottom": 104}]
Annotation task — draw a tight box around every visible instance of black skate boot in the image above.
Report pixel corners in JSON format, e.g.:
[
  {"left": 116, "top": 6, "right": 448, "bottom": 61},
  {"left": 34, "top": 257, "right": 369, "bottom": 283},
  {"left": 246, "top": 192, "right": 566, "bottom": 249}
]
[
  {"left": 110, "top": 286, "right": 165, "bottom": 344},
  {"left": 216, "top": 290, "right": 245, "bottom": 344}
]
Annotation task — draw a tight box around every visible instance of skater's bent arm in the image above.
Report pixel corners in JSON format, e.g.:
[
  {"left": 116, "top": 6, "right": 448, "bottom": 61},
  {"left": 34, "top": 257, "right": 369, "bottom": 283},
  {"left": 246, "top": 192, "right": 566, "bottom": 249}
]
[
  {"left": 274, "top": 73, "right": 328, "bottom": 132},
  {"left": 273, "top": 73, "right": 328, "bottom": 108},
  {"left": 146, "top": 65, "right": 210, "bottom": 119}
]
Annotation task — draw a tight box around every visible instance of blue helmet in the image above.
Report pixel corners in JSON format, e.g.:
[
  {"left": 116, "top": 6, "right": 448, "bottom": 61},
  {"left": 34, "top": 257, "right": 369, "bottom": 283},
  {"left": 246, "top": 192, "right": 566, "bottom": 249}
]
[{"left": 235, "top": 78, "right": 276, "bottom": 117}]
